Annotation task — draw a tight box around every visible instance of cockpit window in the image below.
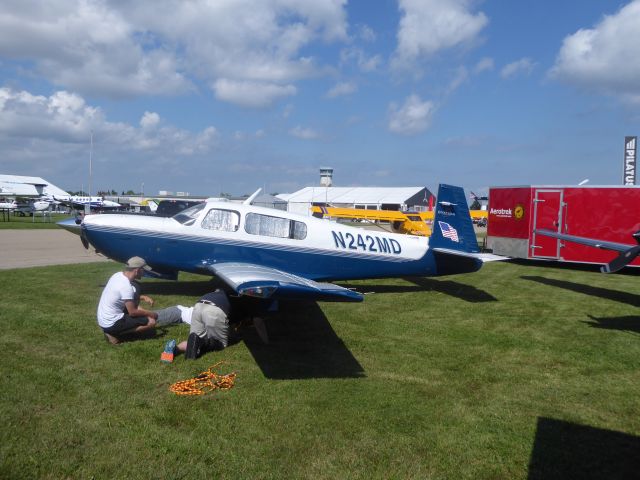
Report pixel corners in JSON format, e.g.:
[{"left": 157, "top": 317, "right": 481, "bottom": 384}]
[
  {"left": 245, "top": 213, "right": 307, "bottom": 240},
  {"left": 201, "top": 209, "right": 240, "bottom": 232},
  {"left": 173, "top": 203, "right": 206, "bottom": 225}
]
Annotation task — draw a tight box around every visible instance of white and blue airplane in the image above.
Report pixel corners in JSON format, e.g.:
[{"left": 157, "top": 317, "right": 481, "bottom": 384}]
[
  {"left": 53, "top": 194, "right": 121, "bottom": 211},
  {"left": 59, "top": 184, "right": 494, "bottom": 302}
]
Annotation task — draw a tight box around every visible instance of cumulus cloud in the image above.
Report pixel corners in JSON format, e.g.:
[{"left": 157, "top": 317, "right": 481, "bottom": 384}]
[
  {"left": 388, "top": 94, "right": 436, "bottom": 135},
  {"left": 500, "top": 58, "right": 536, "bottom": 79},
  {"left": 326, "top": 81, "right": 357, "bottom": 98},
  {"left": 392, "top": 0, "right": 488, "bottom": 70},
  {"left": 0, "top": 87, "right": 218, "bottom": 159},
  {"left": 0, "top": 0, "right": 349, "bottom": 105},
  {"left": 213, "top": 79, "right": 296, "bottom": 108},
  {"left": 289, "top": 126, "right": 320, "bottom": 139},
  {"left": 549, "top": 0, "right": 640, "bottom": 102}
]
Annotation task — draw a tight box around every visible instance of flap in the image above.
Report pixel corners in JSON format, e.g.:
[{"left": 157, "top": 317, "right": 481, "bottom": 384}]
[{"left": 209, "top": 262, "right": 363, "bottom": 302}]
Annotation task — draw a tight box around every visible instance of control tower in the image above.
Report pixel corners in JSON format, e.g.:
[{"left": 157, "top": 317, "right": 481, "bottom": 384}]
[{"left": 319, "top": 167, "right": 333, "bottom": 187}]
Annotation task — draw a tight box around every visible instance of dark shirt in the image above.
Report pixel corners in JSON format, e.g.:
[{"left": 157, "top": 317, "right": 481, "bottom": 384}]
[{"left": 199, "top": 290, "right": 231, "bottom": 316}]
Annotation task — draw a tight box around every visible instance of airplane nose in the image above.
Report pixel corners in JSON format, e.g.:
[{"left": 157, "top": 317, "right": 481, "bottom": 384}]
[{"left": 56, "top": 218, "right": 81, "bottom": 235}]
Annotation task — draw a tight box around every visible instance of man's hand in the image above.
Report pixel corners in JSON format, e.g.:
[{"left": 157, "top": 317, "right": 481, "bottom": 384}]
[{"left": 140, "top": 295, "right": 154, "bottom": 307}]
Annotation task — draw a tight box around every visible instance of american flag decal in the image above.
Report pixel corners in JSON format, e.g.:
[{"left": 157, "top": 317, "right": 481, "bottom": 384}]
[{"left": 438, "top": 221, "right": 459, "bottom": 242}]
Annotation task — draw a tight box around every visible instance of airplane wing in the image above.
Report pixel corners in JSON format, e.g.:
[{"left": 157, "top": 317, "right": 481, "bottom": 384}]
[
  {"left": 208, "top": 262, "right": 363, "bottom": 302},
  {"left": 535, "top": 228, "right": 640, "bottom": 273},
  {"left": 535, "top": 229, "right": 632, "bottom": 252}
]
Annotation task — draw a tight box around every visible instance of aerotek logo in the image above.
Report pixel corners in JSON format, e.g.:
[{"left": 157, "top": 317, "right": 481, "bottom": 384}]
[{"left": 490, "top": 207, "right": 512, "bottom": 218}]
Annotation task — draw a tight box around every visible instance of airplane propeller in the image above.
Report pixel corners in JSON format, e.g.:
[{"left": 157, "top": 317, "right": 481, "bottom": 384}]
[{"left": 601, "top": 231, "right": 640, "bottom": 273}]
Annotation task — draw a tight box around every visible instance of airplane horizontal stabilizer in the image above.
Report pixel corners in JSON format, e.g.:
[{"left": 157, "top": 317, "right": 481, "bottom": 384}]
[{"left": 209, "top": 262, "right": 363, "bottom": 302}]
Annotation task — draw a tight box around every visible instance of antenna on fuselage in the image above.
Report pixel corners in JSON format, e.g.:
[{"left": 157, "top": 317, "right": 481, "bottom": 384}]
[{"left": 243, "top": 188, "right": 262, "bottom": 205}]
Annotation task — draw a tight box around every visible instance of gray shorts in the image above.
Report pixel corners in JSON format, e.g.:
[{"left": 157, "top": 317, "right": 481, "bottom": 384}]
[
  {"left": 156, "top": 306, "right": 183, "bottom": 327},
  {"left": 190, "top": 302, "right": 229, "bottom": 349}
]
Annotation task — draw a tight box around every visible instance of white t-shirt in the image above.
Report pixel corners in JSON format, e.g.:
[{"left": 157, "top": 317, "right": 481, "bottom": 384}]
[
  {"left": 97, "top": 272, "right": 135, "bottom": 328},
  {"left": 177, "top": 305, "right": 194, "bottom": 325}
]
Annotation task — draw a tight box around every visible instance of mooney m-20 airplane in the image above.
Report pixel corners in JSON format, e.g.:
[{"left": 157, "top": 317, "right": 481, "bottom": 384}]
[
  {"left": 59, "top": 184, "right": 495, "bottom": 302},
  {"left": 535, "top": 228, "right": 640, "bottom": 273}
]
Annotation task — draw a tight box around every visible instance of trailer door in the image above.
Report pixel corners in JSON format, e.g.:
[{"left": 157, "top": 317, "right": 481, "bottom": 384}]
[{"left": 531, "top": 189, "right": 563, "bottom": 258}]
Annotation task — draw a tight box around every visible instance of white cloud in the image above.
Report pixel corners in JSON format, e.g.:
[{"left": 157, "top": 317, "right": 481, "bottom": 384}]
[
  {"left": 388, "top": 94, "right": 436, "bottom": 135},
  {"left": 140, "top": 112, "right": 160, "bottom": 129},
  {"left": 340, "top": 47, "right": 382, "bottom": 72},
  {"left": 550, "top": 0, "right": 640, "bottom": 102},
  {"left": 0, "top": 87, "right": 218, "bottom": 158},
  {"left": 289, "top": 126, "right": 320, "bottom": 139},
  {"left": 213, "top": 79, "right": 296, "bottom": 108},
  {"left": 0, "top": 0, "right": 349, "bottom": 105},
  {"left": 500, "top": 58, "right": 536, "bottom": 79},
  {"left": 326, "top": 81, "right": 357, "bottom": 98},
  {"left": 392, "top": 0, "right": 488, "bottom": 70},
  {"left": 474, "top": 57, "right": 494, "bottom": 74}
]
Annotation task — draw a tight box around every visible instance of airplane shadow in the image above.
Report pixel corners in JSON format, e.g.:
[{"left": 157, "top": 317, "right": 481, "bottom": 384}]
[
  {"left": 241, "top": 300, "right": 366, "bottom": 380},
  {"left": 350, "top": 277, "right": 496, "bottom": 303},
  {"left": 582, "top": 315, "right": 640, "bottom": 335},
  {"left": 521, "top": 276, "right": 640, "bottom": 308},
  {"left": 528, "top": 417, "right": 640, "bottom": 479},
  {"left": 136, "top": 279, "right": 226, "bottom": 296}
]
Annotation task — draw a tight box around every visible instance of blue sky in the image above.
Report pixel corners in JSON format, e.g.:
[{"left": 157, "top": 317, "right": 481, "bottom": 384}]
[{"left": 1, "top": 0, "right": 639, "bottom": 197}]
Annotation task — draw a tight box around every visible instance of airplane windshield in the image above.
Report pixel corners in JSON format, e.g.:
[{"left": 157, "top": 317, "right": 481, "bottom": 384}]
[{"left": 173, "top": 203, "right": 206, "bottom": 225}]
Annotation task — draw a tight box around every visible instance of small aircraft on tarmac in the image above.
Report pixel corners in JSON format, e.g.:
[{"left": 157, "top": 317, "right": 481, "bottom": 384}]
[
  {"left": 59, "top": 184, "right": 497, "bottom": 302},
  {"left": 53, "top": 195, "right": 121, "bottom": 211},
  {"left": 535, "top": 228, "right": 640, "bottom": 273}
]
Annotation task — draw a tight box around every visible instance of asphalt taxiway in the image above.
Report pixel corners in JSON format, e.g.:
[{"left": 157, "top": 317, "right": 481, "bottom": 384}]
[{"left": 0, "top": 230, "right": 111, "bottom": 270}]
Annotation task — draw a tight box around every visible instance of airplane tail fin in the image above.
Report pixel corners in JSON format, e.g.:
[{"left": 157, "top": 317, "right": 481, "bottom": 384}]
[{"left": 429, "top": 184, "right": 480, "bottom": 254}]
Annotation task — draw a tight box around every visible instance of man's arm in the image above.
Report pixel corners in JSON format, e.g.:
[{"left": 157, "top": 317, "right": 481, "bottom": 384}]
[{"left": 124, "top": 300, "right": 158, "bottom": 319}]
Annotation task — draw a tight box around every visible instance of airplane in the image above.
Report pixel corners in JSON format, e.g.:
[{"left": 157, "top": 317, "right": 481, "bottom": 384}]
[
  {"left": 0, "top": 199, "right": 18, "bottom": 210},
  {"left": 53, "top": 195, "right": 121, "bottom": 211},
  {"left": 535, "top": 228, "right": 640, "bottom": 273},
  {"left": 58, "top": 184, "right": 499, "bottom": 303},
  {"left": 310, "top": 206, "right": 432, "bottom": 236}
]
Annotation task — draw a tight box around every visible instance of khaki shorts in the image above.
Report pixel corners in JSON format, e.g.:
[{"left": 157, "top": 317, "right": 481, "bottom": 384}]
[{"left": 190, "top": 302, "right": 229, "bottom": 348}]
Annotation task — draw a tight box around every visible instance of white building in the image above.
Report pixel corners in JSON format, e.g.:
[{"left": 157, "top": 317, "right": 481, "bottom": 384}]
[
  {"left": 278, "top": 186, "right": 434, "bottom": 216},
  {"left": 0, "top": 174, "right": 69, "bottom": 198}
]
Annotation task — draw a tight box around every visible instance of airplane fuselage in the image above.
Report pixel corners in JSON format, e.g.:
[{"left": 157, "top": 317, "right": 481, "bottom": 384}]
[{"left": 81, "top": 200, "right": 480, "bottom": 281}]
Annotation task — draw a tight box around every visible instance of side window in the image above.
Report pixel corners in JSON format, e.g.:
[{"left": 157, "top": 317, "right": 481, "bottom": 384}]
[
  {"left": 245, "top": 213, "right": 307, "bottom": 240},
  {"left": 201, "top": 209, "right": 240, "bottom": 232}
]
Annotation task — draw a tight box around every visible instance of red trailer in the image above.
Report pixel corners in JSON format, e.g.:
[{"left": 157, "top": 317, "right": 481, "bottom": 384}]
[{"left": 487, "top": 185, "right": 640, "bottom": 267}]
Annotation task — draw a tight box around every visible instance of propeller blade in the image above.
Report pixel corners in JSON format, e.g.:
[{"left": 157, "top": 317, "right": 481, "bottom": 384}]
[
  {"left": 601, "top": 245, "right": 640, "bottom": 273},
  {"left": 80, "top": 228, "right": 89, "bottom": 250}
]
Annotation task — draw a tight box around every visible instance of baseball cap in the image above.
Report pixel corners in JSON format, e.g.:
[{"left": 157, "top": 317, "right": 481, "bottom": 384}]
[{"left": 126, "top": 256, "right": 152, "bottom": 271}]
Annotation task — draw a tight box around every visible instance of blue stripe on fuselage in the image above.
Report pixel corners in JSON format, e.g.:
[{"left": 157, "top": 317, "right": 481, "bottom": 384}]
[{"left": 85, "top": 225, "right": 438, "bottom": 280}]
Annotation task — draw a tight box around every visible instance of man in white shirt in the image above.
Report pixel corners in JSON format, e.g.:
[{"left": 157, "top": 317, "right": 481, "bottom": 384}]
[{"left": 97, "top": 256, "right": 158, "bottom": 344}]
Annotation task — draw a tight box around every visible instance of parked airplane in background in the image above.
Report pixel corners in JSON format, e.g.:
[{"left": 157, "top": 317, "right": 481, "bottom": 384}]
[
  {"left": 535, "top": 229, "right": 640, "bottom": 273},
  {"left": 59, "top": 184, "right": 497, "bottom": 302},
  {"left": 53, "top": 195, "right": 120, "bottom": 210},
  {"left": 0, "top": 199, "right": 18, "bottom": 210}
]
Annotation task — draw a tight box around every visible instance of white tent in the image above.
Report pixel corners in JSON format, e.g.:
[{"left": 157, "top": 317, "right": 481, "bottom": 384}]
[
  {"left": 0, "top": 174, "right": 69, "bottom": 197},
  {"left": 278, "top": 186, "right": 433, "bottom": 216}
]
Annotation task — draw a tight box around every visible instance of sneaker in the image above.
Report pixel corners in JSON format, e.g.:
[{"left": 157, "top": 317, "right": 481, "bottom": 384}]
[
  {"left": 161, "top": 339, "right": 176, "bottom": 363},
  {"left": 185, "top": 333, "right": 203, "bottom": 360}
]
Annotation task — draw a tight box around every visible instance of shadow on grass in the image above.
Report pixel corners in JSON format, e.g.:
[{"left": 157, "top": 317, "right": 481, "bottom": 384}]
[
  {"left": 521, "top": 276, "right": 640, "bottom": 307},
  {"left": 242, "top": 300, "right": 365, "bottom": 380},
  {"left": 528, "top": 417, "right": 640, "bottom": 480},
  {"left": 370, "top": 277, "right": 497, "bottom": 303},
  {"left": 138, "top": 279, "right": 224, "bottom": 296},
  {"left": 582, "top": 315, "right": 640, "bottom": 335}
]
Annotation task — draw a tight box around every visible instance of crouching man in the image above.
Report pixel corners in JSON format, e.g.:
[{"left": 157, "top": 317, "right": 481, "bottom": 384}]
[
  {"left": 97, "top": 256, "right": 158, "bottom": 345},
  {"left": 177, "top": 289, "right": 231, "bottom": 359}
]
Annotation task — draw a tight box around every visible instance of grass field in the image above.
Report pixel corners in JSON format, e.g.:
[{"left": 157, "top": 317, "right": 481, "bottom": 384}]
[
  {"left": 0, "top": 213, "right": 73, "bottom": 229},
  {"left": 1, "top": 260, "right": 639, "bottom": 479}
]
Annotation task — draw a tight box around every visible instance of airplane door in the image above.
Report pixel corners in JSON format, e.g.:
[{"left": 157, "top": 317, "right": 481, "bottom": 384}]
[{"left": 531, "top": 190, "right": 563, "bottom": 258}]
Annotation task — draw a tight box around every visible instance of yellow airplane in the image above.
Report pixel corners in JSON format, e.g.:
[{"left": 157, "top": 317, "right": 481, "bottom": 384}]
[
  {"left": 311, "top": 207, "right": 488, "bottom": 236},
  {"left": 311, "top": 206, "right": 433, "bottom": 236}
]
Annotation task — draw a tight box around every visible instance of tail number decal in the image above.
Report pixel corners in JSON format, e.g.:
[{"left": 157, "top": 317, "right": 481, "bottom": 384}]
[{"left": 332, "top": 231, "right": 401, "bottom": 254}]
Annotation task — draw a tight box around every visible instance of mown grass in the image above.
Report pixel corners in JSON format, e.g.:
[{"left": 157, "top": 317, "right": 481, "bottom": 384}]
[
  {"left": 1, "top": 261, "right": 639, "bottom": 479},
  {"left": 0, "top": 213, "right": 73, "bottom": 229}
]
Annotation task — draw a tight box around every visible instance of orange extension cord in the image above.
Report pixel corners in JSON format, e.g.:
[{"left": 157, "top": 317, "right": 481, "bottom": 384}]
[{"left": 169, "top": 362, "right": 236, "bottom": 396}]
